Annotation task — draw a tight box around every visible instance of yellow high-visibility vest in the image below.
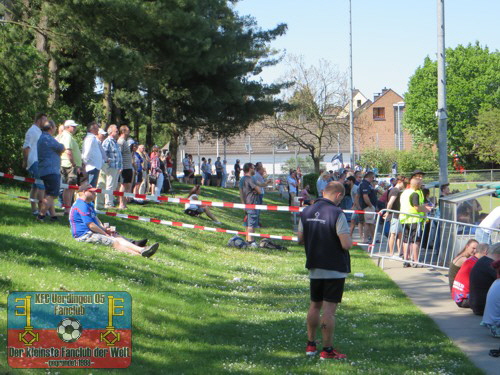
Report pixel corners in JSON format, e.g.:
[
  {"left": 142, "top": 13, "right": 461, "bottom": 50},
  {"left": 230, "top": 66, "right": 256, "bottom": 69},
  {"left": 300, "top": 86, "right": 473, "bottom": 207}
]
[{"left": 400, "top": 188, "right": 425, "bottom": 224}]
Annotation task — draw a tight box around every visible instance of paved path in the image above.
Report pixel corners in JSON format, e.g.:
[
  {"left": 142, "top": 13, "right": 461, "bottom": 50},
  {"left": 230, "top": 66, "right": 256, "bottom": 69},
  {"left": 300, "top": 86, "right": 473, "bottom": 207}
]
[{"left": 375, "top": 257, "right": 499, "bottom": 375}]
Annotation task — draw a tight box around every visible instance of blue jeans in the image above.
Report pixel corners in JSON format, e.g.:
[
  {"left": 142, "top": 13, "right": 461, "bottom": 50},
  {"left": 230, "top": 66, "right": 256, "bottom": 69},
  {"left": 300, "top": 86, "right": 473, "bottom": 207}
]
[
  {"left": 87, "top": 168, "right": 100, "bottom": 187},
  {"left": 28, "top": 162, "right": 45, "bottom": 190}
]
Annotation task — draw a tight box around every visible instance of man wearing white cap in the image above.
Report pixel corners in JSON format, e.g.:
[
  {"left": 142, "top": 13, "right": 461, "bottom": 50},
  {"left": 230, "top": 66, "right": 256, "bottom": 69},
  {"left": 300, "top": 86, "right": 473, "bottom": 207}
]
[{"left": 60, "top": 119, "right": 84, "bottom": 214}]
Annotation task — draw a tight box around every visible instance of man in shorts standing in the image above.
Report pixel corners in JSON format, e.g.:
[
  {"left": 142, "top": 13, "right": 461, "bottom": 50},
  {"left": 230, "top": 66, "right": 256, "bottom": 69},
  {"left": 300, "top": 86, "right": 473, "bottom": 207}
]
[
  {"left": 298, "top": 181, "right": 352, "bottom": 360},
  {"left": 117, "top": 125, "right": 133, "bottom": 209},
  {"left": 384, "top": 176, "right": 405, "bottom": 257},
  {"left": 359, "top": 172, "right": 377, "bottom": 243},
  {"left": 239, "top": 162, "right": 261, "bottom": 247},
  {"left": 22, "top": 113, "right": 47, "bottom": 216},
  {"left": 60, "top": 120, "right": 84, "bottom": 215},
  {"left": 69, "top": 184, "right": 159, "bottom": 257}
]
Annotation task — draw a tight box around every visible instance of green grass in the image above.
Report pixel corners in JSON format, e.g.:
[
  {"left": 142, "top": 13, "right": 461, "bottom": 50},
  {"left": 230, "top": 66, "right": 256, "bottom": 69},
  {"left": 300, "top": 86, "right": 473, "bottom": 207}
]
[{"left": 0, "top": 183, "right": 482, "bottom": 374}]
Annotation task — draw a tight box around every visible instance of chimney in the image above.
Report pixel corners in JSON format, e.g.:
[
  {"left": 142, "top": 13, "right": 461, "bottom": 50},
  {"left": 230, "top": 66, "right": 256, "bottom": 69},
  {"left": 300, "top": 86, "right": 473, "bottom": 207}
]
[
  {"left": 381, "top": 87, "right": 389, "bottom": 95},
  {"left": 373, "top": 92, "right": 381, "bottom": 101}
]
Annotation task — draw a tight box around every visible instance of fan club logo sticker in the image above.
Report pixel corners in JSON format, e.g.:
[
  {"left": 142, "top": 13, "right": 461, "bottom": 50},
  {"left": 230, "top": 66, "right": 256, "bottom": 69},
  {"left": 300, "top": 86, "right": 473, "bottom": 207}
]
[{"left": 7, "top": 291, "right": 131, "bottom": 368}]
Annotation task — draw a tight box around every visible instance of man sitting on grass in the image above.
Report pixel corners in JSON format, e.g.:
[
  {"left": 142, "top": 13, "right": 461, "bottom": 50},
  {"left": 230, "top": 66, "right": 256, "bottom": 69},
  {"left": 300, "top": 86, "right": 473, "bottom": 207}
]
[{"left": 69, "top": 184, "right": 159, "bottom": 257}]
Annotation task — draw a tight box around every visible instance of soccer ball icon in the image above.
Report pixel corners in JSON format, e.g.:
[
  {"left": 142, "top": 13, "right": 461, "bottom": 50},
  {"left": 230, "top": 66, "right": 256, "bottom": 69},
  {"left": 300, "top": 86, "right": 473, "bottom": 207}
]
[{"left": 57, "top": 318, "right": 82, "bottom": 343}]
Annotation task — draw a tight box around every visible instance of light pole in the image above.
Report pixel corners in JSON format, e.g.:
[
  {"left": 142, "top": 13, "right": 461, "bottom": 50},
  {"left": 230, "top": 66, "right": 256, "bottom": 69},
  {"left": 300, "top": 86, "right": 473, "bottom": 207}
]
[
  {"left": 348, "top": 0, "right": 355, "bottom": 167},
  {"left": 437, "top": 0, "right": 448, "bottom": 186}
]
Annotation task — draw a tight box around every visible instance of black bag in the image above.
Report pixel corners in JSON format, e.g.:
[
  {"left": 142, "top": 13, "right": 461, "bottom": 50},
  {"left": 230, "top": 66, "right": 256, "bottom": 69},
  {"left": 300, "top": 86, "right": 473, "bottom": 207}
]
[
  {"left": 149, "top": 174, "right": 157, "bottom": 184},
  {"left": 258, "top": 238, "right": 288, "bottom": 251}
]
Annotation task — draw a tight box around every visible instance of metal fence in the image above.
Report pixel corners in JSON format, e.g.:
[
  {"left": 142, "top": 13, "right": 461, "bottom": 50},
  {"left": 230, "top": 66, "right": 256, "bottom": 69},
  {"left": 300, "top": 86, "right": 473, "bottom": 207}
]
[{"left": 369, "top": 209, "right": 500, "bottom": 270}]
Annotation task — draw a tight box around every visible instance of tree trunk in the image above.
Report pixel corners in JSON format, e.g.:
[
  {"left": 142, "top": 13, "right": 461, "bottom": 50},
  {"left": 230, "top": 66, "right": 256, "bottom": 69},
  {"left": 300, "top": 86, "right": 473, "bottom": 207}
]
[
  {"left": 35, "top": 2, "right": 58, "bottom": 106},
  {"left": 312, "top": 156, "right": 321, "bottom": 175},
  {"left": 145, "top": 95, "right": 153, "bottom": 148},
  {"left": 133, "top": 112, "right": 140, "bottom": 141},
  {"left": 102, "top": 81, "right": 112, "bottom": 127},
  {"left": 47, "top": 46, "right": 59, "bottom": 106}
]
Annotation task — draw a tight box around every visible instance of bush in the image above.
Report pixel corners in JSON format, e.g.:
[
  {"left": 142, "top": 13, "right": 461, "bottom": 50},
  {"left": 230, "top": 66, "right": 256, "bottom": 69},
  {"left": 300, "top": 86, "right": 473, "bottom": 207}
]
[
  {"left": 358, "top": 147, "right": 439, "bottom": 175},
  {"left": 302, "top": 173, "right": 319, "bottom": 196}
]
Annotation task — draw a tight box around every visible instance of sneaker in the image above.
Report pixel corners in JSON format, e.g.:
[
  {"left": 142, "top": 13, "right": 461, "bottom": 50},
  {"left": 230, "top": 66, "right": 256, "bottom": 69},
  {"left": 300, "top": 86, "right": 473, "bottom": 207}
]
[
  {"left": 403, "top": 262, "right": 411, "bottom": 268},
  {"left": 133, "top": 239, "right": 148, "bottom": 247},
  {"left": 305, "top": 342, "right": 317, "bottom": 356},
  {"left": 32, "top": 210, "right": 39, "bottom": 216},
  {"left": 50, "top": 216, "right": 59, "bottom": 222},
  {"left": 141, "top": 243, "right": 159, "bottom": 258},
  {"left": 36, "top": 214, "right": 46, "bottom": 222},
  {"left": 212, "top": 221, "right": 222, "bottom": 225},
  {"left": 320, "top": 348, "right": 346, "bottom": 360}
]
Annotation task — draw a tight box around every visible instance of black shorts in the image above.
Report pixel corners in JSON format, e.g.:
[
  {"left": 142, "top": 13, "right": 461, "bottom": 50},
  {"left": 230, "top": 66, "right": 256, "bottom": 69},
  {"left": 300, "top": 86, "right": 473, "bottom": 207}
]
[
  {"left": 136, "top": 171, "right": 143, "bottom": 183},
  {"left": 403, "top": 222, "right": 421, "bottom": 243},
  {"left": 216, "top": 171, "right": 223, "bottom": 179},
  {"left": 310, "top": 278, "right": 345, "bottom": 303},
  {"left": 121, "top": 169, "right": 133, "bottom": 184},
  {"left": 184, "top": 169, "right": 191, "bottom": 177}
]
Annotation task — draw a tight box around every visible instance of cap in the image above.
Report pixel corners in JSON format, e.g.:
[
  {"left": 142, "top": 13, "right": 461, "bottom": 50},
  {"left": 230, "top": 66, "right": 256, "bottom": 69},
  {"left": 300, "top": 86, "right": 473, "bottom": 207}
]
[
  {"left": 78, "top": 184, "right": 98, "bottom": 193},
  {"left": 410, "top": 169, "right": 425, "bottom": 178},
  {"left": 64, "top": 119, "right": 79, "bottom": 127},
  {"left": 98, "top": 128, "right": 107, "bottom": 135}
]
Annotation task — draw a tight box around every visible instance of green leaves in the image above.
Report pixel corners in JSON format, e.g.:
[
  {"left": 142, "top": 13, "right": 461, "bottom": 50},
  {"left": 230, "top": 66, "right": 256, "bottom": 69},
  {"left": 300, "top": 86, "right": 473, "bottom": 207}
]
[{"left": 404, "top": 43, "right": 500, "bottom": 167}]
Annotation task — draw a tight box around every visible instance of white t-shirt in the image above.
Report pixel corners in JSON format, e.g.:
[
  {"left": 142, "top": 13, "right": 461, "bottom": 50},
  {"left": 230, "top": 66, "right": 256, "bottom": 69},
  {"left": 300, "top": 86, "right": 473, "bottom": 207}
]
[
  {"left": 23, "top": 124, "right": 41, "bottom": 169},
  {"left": 479, "top": 206, "right": 500, "bottom": 231},
  {"left": 185, "top": 194, "right": 199, "bottom": 210}
]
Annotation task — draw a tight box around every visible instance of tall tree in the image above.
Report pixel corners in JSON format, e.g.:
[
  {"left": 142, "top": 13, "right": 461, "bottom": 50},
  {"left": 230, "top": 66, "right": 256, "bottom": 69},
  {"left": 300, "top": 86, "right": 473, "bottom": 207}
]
[
  {"left": 263, "top": 57, "right": 349, "bottom": 174},
  {"left": 404, "top": 43, "right": 500, "bottom": 167},
  {"left": 465, "top": 107, "right": 500, "bottom": 166}
]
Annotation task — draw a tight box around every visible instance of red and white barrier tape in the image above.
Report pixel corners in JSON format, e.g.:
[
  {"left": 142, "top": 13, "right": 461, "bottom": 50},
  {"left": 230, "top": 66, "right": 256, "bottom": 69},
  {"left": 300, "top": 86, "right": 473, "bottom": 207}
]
[
  {"left": 0, "top": 191, "right": 35, "bottom": 201},
  {"left": 0, "top": 172, "right": 379, "bottom": 216},
  {"left": 98, "top": 210, "right": 297, "bottom": 241},
  {"left": 0, "top": 190, "right": 371, "bottom": 246}
]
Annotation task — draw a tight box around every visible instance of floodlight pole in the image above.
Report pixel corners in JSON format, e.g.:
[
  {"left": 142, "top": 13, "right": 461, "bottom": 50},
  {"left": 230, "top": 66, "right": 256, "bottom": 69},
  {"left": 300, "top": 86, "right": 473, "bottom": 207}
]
[
  {"left": 437, "top": 0, "right": 448, "bottom": 185},
  {"left": 348, "top": 0, "right": 355, "bottom": 168}
]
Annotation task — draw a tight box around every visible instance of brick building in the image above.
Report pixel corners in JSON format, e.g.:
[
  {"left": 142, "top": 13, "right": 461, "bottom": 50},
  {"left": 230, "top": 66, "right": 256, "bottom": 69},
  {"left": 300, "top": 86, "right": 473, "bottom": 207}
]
[{"left": 354, "top": 88, "right": 412, "bottom": 153}]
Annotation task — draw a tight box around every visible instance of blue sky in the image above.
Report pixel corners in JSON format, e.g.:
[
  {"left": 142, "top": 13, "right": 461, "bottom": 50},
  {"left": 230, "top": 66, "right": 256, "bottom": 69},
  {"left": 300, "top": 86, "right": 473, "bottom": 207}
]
[{"left": 234, "top": 0, "right": 499, "bottom": 100}]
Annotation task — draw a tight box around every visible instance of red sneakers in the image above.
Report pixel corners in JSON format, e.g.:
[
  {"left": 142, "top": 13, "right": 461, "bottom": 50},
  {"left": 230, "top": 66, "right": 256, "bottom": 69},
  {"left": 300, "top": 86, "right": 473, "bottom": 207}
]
[
  {"left": 305, "top": 342, "right": 317, "bottom": 356},
  {"left": 320, "top": 348, "right": 347, "bottom": 360}
]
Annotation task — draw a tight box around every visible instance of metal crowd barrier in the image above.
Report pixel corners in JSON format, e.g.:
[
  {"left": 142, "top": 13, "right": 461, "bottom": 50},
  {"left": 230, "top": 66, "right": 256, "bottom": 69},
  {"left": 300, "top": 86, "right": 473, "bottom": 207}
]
[{"left": 369, "top": 209, "right": 500, "bottom": 270}]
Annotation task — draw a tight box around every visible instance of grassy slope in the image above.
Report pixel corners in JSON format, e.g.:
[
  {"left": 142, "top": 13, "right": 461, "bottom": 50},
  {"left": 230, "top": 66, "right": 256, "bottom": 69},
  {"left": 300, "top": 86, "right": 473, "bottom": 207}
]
[{"left": 0, "top": 183, "right": 482, "bottom": 375}]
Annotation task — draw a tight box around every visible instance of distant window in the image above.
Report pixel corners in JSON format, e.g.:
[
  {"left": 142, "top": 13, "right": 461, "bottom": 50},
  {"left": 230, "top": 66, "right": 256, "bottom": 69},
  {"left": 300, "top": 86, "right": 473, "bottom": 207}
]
[
  {"left": 373, "top": 107, "right": 385, "bottom": 121},
  {"left": 276, "top": 143, "right": 288, "bottom": 151},
  {"left": 357, "top": 99, "right": 362, "bottom": 107}
]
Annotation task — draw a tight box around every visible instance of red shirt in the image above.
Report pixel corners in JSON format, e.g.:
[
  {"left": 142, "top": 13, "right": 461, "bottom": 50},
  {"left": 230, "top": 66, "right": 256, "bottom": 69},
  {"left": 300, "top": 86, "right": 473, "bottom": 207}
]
[{"left": 451, "top": 256, "right": 478, "bottom": 303}]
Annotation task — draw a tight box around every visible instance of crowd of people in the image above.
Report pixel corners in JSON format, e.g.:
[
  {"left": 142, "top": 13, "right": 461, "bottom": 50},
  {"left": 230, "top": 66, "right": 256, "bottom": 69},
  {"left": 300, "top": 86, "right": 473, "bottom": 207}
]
[{"left": 22, "top": 114, "right": 166, "bottom": 256}]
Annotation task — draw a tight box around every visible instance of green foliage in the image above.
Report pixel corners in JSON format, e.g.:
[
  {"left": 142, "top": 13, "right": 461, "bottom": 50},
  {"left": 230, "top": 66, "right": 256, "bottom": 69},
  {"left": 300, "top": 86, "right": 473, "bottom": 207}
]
[
  {"left": 280, "top": 155, "right": 316, "bottom": 174},
  {"left": 404, "top": 43, "right": 500, "bottom": 167},
  {"left": 0, "top": 24, "right": 48, "bottom": 174},
  {"left": 359, "top": 148, "right": 439, "bottom": 174},
  {"left": 466, "top": 107, "right": 500, "bottom": 165},
  {"left": 0, "top": 0, "right": 288, "bottom": 170},
  {"left": 302, "top": 173, "right": 319, "bottom": 196}
]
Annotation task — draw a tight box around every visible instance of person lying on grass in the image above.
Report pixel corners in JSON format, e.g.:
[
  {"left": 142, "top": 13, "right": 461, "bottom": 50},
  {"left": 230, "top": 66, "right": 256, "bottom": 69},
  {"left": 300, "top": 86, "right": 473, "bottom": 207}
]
[
  {"left": 184, "top": 185, "right": 221, "bottom": 224},
  {"left": 69, "top": 183, "right": 159, "bottom": 257}
]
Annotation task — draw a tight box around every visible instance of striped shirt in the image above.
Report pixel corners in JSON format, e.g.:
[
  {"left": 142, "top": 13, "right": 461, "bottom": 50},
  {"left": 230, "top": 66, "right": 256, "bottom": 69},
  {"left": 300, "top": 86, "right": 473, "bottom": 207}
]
[
  {"left": 102, "top": 137, "right": 122, "bottom": 169},
  {"left": 118, "top": 137, "right": 132, "bottom": 169}
]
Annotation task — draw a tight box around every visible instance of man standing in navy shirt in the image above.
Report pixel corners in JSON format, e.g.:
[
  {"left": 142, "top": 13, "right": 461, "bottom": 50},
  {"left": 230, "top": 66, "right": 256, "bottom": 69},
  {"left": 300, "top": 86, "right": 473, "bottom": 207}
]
[{"left": 298, "top": 181, "right": 352, "bottom": 360}]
